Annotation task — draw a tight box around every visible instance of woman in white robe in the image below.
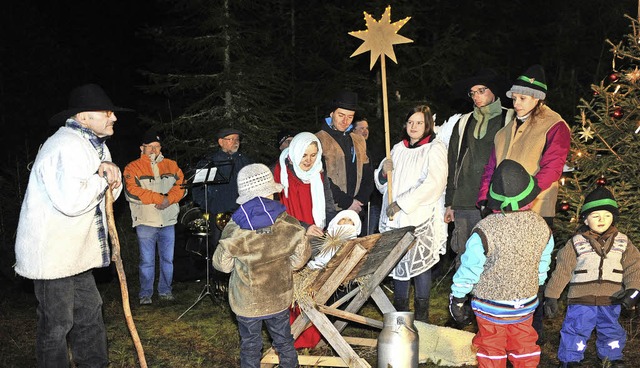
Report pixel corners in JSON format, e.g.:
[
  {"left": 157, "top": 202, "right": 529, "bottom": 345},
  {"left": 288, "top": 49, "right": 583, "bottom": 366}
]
[{"left": 374, "top": 104, "right": 448, "bottom": 322}]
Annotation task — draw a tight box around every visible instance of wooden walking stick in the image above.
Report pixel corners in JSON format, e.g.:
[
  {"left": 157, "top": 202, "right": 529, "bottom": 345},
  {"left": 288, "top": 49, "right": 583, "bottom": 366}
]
[
  {"left": 105, "top": 188, "right": 148, "bottom": 368},
  {"left": 349, "top": 5, "right": 413, "bottom": 220}
]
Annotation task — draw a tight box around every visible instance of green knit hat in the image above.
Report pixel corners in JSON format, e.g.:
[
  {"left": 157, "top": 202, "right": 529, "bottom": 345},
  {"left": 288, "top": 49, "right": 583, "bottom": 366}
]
[
  {"left": 487, "top": 159, "right": 541, "bottom": 212},
  {"left": 580, "top": 186, "right": 619, "bottom": 220}
]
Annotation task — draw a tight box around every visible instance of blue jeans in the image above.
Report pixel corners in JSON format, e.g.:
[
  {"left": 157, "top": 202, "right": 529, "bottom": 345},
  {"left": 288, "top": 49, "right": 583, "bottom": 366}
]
[
  {"left": 136, "top": 224, "right": 175, "bottom": 298},
  {"left": 33, "top": 271, "right": 108, "bottom": 368},
  {"left": 236, "top": 309, "right": 298, "bottom": 368},
  {"left": 394, "top": 269, "right": 432, "bottom": 300}
]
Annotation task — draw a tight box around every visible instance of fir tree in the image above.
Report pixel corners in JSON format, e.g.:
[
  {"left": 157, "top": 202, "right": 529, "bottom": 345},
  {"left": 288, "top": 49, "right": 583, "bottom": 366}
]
[
  {"left": 557, "top": 12, "right": 640, "bottom": 243},
  {"left": 137, "top": 0, "right": 298, "bottom": 168}
]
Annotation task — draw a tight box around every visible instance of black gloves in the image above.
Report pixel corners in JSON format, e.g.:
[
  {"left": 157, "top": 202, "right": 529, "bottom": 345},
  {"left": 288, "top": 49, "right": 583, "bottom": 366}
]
[
  {"left": 618, "top": 288, "right": 640, "bottom": 309},
  {"left": 449, "top": 294, "right": 473, "bottom": 325},
  {"left": 544, "top": 298, "right": 559, "bottom": 318},
  {"left": 478, "top": 200, "right": 492, "bottom": 218}
]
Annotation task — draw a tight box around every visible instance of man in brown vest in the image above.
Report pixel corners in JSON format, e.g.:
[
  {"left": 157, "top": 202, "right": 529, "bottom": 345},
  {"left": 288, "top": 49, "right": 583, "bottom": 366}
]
[{"left": 315, "top": 91, "right": 374, "bottom": 218}]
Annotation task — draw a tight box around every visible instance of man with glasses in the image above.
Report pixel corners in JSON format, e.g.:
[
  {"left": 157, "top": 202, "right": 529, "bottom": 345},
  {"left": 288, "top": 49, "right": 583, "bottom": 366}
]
[
  {"left": 192, "top": 128, "right": 252, "bottom": 249},
  {"left": 14, "top": 83, "right": 131, "bottom": 367},
  {"left": 124, "top": 130, "right": 186, "bottom": 305},
  {"left": 444, "top": 69, "right": 514, "bottom": 271}
]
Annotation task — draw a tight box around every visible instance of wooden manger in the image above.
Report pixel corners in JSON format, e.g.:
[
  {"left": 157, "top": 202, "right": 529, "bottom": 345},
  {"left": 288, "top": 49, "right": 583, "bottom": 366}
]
[{"left": 260, "top": 226, "right": 416, "bottom": 368}]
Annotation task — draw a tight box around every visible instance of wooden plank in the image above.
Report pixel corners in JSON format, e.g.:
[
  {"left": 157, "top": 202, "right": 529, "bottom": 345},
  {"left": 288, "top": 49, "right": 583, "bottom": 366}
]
[
  {"left": 310, "top": 227, "right": 415, "bottom": 291},
  {"left": 261, "top": 351, "right": 350, "bottom": 367},
  {"left": 260, "top": 347, "right": 277, "bottom": 368},
  {"left": 290, "top": 244, "right": 367, "bottom": 339},
  {"left": 370, "top": 285, "right": 395, "bottom": 315},
  {"left": 314, "top": 244, "right": 368, "bottom": 304},
  {"left": 333, "top": 231, "right": 416, "bottom": 333},
  {"left": 343, "top": 336, "right": 378, "bottom": 347},
  {"left": 285, "top": 228, "right": 415, "bottom": 368},
  {"left": 299, "top": 297, "right": 371, "bottom": 368},
  {"left": 327, "top": 284, "right": 360, "bottom": 309},
  {"left": 318, "top": 304, "right": 384, "bottom": 329}
]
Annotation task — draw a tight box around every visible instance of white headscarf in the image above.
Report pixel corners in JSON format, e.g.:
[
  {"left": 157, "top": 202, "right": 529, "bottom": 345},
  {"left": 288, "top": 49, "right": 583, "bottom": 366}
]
[{"left": 279, "top": 132, "right": 326, "bottom": 228}]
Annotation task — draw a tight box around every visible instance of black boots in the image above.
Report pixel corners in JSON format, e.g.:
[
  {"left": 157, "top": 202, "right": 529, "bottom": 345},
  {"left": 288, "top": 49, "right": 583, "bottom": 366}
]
[
  {"left": 393, "top": 297, "right": 409, "bottom": 312},
  {"left": 393, "top": 297, "right": 429, "bottom": 323},
  {"left": 414, "top": 298, "right": 430, "bottom": 323}
]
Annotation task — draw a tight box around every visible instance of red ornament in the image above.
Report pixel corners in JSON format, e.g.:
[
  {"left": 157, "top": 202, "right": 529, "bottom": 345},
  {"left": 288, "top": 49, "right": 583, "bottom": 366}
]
[
  {"left": 611, "top": 107, "right": 624, "bottom": 119},
  {"left": 596, "top": 176, "right": 607, "bottom": 186},
  {"left": 609, "top": 72, "right": 620, "bottom": 82},
  {"left": 560, "top": 202, "right": 570, "bottom": 212},
  {"left": 593, "top": 90, "right": 600, "bottom": 96}
]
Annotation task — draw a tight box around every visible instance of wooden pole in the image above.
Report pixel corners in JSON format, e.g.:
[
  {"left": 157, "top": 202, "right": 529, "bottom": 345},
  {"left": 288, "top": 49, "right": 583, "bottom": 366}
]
[
  {"left": 380, "top": 57, "right": 397, "bottom": 221},
  {"left": 380, "top": 56, "right": 393, "bottom": 207},
  {"left": 105, "top": 188, "right": 148, "bottom": 368}
]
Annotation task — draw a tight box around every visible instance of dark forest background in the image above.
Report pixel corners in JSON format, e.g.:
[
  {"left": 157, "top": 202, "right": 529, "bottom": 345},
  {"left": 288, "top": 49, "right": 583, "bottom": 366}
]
[{"left": 1, "top": 0, "right": 638, "bottom": 281}]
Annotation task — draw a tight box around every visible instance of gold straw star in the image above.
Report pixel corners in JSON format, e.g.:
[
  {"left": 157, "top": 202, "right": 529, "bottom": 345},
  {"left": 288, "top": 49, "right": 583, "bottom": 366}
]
[{"left": 348, "top": 6, "right": 413, "bottom": 70}]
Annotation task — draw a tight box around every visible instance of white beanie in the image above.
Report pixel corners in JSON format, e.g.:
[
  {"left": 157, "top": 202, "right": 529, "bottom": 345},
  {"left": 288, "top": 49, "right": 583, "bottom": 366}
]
[{"left": 236, "top": 164, "right": 284, "bottom": 204}]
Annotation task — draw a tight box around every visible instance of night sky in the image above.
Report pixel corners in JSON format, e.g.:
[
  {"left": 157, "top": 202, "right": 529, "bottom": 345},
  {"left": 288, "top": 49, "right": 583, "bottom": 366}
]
[{"left": 1, "top": 0, "right": 639, "bottom": 171}]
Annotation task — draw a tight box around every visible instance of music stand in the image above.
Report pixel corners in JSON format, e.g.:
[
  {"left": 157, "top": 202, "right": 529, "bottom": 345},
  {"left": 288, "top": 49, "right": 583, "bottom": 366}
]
[{"left": 177, "top": 159, "right": 233, "bottom": 320}]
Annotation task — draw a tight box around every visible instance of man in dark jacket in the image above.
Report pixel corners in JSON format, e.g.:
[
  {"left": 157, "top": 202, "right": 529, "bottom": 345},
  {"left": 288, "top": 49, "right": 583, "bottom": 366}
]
[
  {"left": 444, "top": 69, "right": 513, "bottom": 269},
  {"left": 192, "top": 127, "right": 252, "bottom": 247},
  {"left": 315, "top": 91, "right": 374, "bottom": 217}
]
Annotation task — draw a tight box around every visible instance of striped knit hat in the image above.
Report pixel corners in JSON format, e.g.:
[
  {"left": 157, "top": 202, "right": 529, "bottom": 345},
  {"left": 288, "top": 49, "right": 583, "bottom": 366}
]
[
  {"left": 580, "top": 186, "right": 619, "bottom": 220},
  {"left": 506, "top": 64, "right": 547, "bottom": 100}
]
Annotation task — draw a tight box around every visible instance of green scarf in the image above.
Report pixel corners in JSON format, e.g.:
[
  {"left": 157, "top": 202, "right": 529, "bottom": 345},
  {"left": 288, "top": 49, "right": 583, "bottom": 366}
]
[{"left": 472, "top": 98, "right": 503, "bottom": 139}]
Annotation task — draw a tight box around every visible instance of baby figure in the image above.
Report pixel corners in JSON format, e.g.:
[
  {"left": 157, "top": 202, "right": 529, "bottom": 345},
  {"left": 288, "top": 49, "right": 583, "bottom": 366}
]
[{"left": 307, "top": 210, "right": 362, "bottom": 269}]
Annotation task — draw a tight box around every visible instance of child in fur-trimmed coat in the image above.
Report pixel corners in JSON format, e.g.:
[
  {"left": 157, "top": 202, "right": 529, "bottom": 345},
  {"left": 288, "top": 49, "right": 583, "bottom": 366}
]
[{"left": 213, "top": 164, "right": 310, "bottom": 368}]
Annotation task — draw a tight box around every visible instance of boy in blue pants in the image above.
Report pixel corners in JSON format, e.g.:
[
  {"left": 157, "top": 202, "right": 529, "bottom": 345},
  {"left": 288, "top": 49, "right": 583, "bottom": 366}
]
[{"left": 545, "top": 186, "right": 640, "bottom": 368}]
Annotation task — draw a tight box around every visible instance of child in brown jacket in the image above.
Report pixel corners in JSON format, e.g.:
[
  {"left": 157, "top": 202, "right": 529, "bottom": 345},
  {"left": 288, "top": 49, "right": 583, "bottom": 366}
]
[
  {"left": 544, "top": 186, "right": 640, "bottom": 368},
  {"left": 213, "top": 163, "right": 310, "bottom": 368}
]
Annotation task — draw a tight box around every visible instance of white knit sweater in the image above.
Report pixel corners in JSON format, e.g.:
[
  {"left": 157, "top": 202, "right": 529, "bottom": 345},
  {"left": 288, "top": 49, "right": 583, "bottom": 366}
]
[{"left": 14, "top": 126, "right": 122, "bottom": 280}]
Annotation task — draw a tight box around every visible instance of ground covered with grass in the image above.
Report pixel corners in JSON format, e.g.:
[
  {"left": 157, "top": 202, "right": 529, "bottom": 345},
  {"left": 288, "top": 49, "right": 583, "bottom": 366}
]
[{"left": 2, "top": 219, "right": 640, "bottom": 367}]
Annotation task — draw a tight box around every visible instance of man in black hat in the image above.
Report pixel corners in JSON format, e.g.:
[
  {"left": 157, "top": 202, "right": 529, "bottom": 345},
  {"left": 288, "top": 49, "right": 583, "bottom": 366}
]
[
  {"left": 444, "top": 68, "right": 514, "bottom": 270},
  {"left": 315, "top": 90, "right": 374, "bottom": 216},
  {"left": 14, "top": 83, "right": 132, "bottom": 367},
  {"left": 192, "top": 127, "right": 252, "bottom": 248},
  {"left": 450, "top": 159, "right": 554, "bottom": 367},
  {"left": 123, "top": 129, "right": 186, "bottom": 305},
  {"left": 276, "top": 129, "right": 295, "bottom": 152}
]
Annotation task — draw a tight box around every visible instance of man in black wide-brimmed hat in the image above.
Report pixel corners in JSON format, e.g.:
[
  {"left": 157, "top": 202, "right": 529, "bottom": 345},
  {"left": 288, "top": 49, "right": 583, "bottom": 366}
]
[
  {"left": 315, "top": 90, "right": 374, "bottom": 220},
  {"left": 15, "top": 83, "right": 132, "bottom": 367},
  {"left": 444, "top": 68, "right": 514, "bottom": 271}
]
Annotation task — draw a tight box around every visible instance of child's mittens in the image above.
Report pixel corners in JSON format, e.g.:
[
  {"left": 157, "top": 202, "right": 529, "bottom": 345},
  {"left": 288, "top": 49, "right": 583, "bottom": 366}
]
[
  {"left": 544, "top": 298, "right": 558, "bottom": 318},
  {"left": 620, "top": 288, "right": 640, "bottom": 309},
  {"left": 449, "top": 294, "right": 473, "bottom": 325}
]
